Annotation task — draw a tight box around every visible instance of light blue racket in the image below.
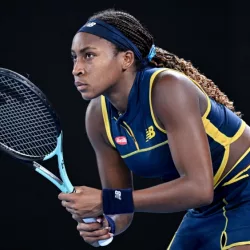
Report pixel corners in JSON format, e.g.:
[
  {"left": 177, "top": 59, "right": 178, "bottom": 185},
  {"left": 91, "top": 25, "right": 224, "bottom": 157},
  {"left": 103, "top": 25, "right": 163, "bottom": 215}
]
[{"left": 0, "top": 68, "right": 113, "bottom": 246}]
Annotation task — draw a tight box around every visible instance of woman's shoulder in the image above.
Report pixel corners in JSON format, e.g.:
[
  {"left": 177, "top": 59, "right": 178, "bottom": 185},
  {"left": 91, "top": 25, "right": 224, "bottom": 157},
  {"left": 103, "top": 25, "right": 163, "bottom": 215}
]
[
  {"left": 151, "top": 67, "right": 197, "bottom": 91},
  {"left": 85, "top": 96, "right": 104, "bottom": 128}
]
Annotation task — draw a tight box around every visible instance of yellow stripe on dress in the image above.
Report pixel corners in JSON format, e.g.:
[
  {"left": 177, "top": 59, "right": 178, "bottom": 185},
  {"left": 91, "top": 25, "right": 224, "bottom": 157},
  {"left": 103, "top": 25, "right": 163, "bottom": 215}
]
[
  {"left": 214, "top": 146, "right": 250, "bottom": 189},
  {"left": 101, "top": 95, "right": 116, "bottom": 148}
]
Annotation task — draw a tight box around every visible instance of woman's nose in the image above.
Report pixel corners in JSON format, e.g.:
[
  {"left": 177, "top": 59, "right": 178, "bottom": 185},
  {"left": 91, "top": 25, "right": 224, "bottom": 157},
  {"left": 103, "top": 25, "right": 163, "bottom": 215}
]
[{"left": 72, "top": 60, "right": 85, "bottom": 76}]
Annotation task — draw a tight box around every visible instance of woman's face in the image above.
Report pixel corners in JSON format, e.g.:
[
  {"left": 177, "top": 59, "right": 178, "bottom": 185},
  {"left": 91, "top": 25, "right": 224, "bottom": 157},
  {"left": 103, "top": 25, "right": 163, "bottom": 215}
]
[{"left": 71, "top": 32, "right": 124, "bottom": 100}]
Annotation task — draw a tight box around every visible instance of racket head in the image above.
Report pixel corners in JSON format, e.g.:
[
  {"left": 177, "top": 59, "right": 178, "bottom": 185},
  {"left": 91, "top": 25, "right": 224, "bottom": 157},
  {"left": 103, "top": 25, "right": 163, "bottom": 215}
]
[{"left": 0, "top": 67, "right": 62, "bottom": 161}]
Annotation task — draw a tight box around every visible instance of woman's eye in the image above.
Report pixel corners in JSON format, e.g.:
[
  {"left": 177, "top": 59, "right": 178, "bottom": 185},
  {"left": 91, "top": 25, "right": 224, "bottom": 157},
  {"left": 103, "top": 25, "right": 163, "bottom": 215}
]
[
  {"left": 85, "top": 53, "right": 94, "bottom": 59},
  {"left": 71, "top": 55, "right": 76, "bottom": 61}
]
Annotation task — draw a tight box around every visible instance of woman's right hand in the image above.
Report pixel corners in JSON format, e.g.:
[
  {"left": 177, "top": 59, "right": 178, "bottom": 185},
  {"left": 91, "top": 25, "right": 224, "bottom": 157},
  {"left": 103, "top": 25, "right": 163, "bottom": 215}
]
[{"left": 76, "top": 217, "right": 114, "bottom": 247}]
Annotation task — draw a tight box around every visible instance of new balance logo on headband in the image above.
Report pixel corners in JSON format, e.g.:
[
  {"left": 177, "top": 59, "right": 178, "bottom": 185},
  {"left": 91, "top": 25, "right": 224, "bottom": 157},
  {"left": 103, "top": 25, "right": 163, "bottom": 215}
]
[{"left": 85, "top": 22, "right": 96, "bottom": 27}]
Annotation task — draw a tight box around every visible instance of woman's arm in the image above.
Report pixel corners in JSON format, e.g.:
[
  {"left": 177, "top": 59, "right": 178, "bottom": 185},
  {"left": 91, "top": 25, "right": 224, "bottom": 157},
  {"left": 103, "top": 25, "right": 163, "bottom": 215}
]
[
  {"left": 58, "top": 97, "right": 134, "bottom": 246},
  {"left": 85, "top": 97, "right": 134, "bottom": 235},
  {"left": 133, "top": 70, "right": 214, "bottom": 213}
]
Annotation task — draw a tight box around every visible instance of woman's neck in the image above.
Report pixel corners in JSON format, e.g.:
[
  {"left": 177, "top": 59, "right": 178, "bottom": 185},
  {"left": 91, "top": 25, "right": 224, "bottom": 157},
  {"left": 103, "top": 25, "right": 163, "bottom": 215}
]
[{"left": 104, "top": 70, "right": 137, "bottom": 113}]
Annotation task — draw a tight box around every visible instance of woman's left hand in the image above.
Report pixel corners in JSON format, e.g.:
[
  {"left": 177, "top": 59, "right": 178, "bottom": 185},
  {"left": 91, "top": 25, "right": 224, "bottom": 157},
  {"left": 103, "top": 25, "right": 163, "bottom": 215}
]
[{"left": 58, "top": 186, "right": 103, "bottom": 219}]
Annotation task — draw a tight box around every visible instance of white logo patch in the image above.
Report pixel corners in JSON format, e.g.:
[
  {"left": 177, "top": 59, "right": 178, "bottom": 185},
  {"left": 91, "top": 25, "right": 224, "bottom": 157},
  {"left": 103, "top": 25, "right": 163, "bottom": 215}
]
[
  {"left": 115, "top": 190, "right": 122, "bottom": 200},
  {"left": 85, "top": 22, "right": 96, "bottom": 27}
]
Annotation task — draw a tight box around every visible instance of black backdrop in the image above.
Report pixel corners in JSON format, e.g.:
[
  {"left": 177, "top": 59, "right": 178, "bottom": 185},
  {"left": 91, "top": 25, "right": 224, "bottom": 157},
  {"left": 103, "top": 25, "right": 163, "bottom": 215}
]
[{"left": 0, "top": 1, "right": 248, "bottom": 249}]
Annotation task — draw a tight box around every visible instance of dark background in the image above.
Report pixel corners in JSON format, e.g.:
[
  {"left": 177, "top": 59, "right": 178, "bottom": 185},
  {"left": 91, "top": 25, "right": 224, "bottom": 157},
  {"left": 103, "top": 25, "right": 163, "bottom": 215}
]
[{"left": 0, "top": 0, "right": 248, "bottom": 249}]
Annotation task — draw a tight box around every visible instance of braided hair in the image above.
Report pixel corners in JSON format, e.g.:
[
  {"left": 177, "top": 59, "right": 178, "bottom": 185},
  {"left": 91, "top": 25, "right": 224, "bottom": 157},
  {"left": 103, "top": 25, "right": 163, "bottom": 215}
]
[{"left": 89, "top": 9, "right": 241, "bottom": 117}]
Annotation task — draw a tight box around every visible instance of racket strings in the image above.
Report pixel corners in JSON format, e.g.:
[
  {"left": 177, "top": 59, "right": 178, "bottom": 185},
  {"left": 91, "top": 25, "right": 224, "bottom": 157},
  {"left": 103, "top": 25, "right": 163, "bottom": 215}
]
[{"left": 0, "top": 75, "right": 59, "bottom": 157}]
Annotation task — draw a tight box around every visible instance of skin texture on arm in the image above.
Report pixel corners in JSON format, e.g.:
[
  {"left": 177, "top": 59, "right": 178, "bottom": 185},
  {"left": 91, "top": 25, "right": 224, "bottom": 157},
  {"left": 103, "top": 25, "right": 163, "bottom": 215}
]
[
  {"left": 133, "top": 70, "right": 214, "bottom": 213},
  {"left": 58, "top": 97, "right": 134, "bottom": 246},
  {"left": 85, "top": 97, "right": 134, "bottom": 235}
]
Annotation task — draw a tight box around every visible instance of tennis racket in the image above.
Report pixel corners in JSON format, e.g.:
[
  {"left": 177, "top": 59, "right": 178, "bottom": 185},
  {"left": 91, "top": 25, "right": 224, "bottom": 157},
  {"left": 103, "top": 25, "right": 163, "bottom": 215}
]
[{"left": 0, "top": 67, "right": 113, "bottom": 246}]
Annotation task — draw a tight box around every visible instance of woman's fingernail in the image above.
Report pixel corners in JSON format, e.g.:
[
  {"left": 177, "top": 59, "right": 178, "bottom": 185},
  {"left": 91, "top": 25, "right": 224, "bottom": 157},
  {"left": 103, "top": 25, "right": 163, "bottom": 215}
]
[
  {"left": 104, "top": 227, "right": 111, "bottom": 231},
  {"left": 109, "top": 233, "right": 114, "bottom": 237},
  {"left": 96, "top": 218, "right": 102, "bottom": 223}
]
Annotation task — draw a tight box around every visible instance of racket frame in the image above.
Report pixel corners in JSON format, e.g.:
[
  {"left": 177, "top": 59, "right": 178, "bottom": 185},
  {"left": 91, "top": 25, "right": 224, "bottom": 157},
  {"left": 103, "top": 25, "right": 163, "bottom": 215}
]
[{"left": 0, "top": 68, "right": 113, "bottom": 246}]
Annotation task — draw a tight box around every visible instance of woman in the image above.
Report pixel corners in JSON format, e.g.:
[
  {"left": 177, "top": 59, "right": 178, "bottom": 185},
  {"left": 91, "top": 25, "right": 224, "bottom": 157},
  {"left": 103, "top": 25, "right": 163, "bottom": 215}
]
[{"left": 58, "top": 8, "right": 250, "bottom": 249}]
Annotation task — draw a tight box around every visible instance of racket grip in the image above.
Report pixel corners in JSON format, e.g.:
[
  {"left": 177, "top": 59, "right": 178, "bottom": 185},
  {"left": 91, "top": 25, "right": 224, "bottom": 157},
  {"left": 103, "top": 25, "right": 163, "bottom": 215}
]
[{"left": 83, "top": 218, "right": 113, "bottom": 246}]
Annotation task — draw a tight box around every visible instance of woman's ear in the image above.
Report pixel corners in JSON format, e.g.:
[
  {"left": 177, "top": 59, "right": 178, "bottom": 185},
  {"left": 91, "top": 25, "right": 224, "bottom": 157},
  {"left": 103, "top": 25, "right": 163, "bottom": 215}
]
[{"left": 121, "top": 50, "right": 135, "bottom": 70}]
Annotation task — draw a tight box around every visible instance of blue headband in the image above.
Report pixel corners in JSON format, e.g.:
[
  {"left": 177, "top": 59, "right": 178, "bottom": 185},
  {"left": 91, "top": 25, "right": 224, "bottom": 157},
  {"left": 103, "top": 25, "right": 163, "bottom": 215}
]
[{"left": 78, "top": 19, "right": 156, "bottom": 64}]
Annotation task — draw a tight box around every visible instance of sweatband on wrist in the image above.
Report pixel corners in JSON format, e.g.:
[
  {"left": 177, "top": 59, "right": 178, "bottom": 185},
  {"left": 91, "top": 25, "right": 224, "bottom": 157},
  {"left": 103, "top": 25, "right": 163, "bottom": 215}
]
[
  {"left": 104, "top": 215, "right": 116, "bottom": 234},
  {"left": 102, "top": 188, "right": 134, "bottom": 215}
]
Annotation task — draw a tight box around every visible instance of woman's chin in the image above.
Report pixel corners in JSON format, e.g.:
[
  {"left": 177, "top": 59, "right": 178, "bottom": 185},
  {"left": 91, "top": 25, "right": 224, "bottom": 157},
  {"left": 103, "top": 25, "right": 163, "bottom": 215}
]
[{"left": 80, "top": 92, "right": 99, "bottom": 101}]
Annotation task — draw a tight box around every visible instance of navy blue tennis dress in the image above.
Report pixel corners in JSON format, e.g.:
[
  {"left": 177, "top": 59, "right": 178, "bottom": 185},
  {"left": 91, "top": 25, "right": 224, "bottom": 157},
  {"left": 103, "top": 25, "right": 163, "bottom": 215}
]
[{"left": 101, "top": 67, "right": 250, "bottom": 249}]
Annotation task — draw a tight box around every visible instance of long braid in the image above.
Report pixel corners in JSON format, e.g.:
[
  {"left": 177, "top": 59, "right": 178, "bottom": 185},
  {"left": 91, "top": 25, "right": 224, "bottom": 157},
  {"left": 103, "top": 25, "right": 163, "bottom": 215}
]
[{"left": 89, "top": 9, "right": 241, "bottom": 117}]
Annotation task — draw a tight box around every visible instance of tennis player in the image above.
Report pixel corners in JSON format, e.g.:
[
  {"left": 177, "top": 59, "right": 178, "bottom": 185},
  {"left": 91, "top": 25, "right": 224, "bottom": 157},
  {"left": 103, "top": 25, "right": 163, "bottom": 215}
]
[{"left": 58, "top": 9, "right": 250, "bottom": 249}]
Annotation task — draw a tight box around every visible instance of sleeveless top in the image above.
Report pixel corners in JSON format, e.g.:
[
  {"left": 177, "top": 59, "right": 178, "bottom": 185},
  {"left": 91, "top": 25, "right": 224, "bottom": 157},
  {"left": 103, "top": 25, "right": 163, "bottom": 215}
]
[{"left": 101, "top": 67, "right": 245, "bottom": 187}]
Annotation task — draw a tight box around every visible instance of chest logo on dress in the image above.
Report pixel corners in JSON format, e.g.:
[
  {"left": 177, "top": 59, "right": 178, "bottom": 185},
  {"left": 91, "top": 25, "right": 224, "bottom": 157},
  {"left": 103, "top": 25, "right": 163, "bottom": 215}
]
[
  {"left": 115, "top": 136, "right": 128, "bottom": 145},
  {"left": 146, "top": 126, "right": 156, "bottom": 142}
]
